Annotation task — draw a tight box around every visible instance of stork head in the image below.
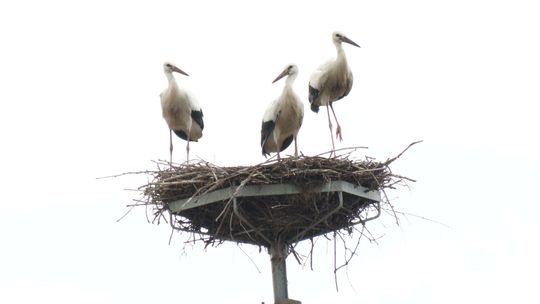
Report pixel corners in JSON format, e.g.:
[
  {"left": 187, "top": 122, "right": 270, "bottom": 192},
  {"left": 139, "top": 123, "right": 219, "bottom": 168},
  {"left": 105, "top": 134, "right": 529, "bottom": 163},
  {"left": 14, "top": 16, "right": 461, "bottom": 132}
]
[
  {"left": 272, "top": 64, "right": 298, "bottom": 83},
  {"left": 163, "top": 62, "right": 189, "bottom": 76},
  {"left": 332, "top": 32, "right": 360, "bottom": 48}
]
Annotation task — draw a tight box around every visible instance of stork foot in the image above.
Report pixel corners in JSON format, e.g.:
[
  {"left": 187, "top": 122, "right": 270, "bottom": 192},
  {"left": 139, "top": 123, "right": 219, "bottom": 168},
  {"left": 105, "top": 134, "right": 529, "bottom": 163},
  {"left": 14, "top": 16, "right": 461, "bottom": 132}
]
[{"left": 335, "top": 125, "right": 343, "bottom": 142}]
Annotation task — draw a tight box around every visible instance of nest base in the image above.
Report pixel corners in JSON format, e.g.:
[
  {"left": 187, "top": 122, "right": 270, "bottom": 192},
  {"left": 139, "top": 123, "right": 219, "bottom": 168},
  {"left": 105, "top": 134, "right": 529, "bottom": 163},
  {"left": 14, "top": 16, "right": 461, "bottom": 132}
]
[{"left": 169, "top": 180, "right": 381, "bottom": 247}]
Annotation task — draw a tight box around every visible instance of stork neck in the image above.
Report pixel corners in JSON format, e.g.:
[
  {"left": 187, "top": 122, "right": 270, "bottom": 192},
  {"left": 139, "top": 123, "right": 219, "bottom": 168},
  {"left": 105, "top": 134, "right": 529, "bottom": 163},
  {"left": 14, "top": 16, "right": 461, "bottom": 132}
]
[
  {"left": 281, "top": 77, "right": 298, "bottom": 104},
  {"left": 285, "top": 74, "right": 297, "bottom": 87},
  {"left": 165, "top": 72, "right": 180, "bottom": 91},
  {"left": 335, "top": 43, "right": 347, "bottom": 62},
  {"left": 165, "top": 71, "right": 176, "bottom": 82}
]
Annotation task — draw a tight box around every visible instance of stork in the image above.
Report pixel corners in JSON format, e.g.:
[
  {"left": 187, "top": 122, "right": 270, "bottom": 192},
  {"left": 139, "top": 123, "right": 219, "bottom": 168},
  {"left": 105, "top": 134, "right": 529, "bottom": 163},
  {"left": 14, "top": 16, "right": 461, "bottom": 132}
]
[
  {"left": 160, "top": 62, "right": 204, "bottom": 163},
  {"left": 308, "top": 31, "right": 360, "bottom": 154},
  {"left": 261, "top": 64, "right": 304, "bottom": 160}
]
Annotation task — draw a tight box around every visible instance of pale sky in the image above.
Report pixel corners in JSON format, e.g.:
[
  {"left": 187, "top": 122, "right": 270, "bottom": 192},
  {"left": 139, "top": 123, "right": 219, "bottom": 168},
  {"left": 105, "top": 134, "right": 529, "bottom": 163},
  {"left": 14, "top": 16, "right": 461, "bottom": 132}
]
[{"left": 1, "top": 0, "right": 539, "bottom": 303}]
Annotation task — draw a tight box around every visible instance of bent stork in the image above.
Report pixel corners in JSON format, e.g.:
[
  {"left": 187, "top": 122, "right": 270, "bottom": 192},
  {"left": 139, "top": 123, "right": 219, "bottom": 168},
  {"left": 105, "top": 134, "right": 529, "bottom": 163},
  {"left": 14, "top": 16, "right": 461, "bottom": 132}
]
[
  {"left": 261, "top": 64, "right": 304, "bottom": 160},
  {"left": 309, "top": 31, "right": 360, "bottom": 154},
  {"left": 160, "top": 62, "right": 204, "bottom": 163}
]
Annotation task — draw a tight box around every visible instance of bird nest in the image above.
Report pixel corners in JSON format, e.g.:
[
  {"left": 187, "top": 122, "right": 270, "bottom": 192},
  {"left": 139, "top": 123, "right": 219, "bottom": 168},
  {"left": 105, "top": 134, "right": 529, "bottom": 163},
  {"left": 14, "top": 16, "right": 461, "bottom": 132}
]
[{"left": 134, "top": 144, "right": 418, "bottom": 249}]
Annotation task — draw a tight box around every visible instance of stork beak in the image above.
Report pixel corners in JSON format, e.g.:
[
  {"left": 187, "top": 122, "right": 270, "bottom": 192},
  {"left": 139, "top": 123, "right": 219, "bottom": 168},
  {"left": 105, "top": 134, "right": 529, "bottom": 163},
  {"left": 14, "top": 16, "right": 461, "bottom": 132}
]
[
  {"left": 341, "top": 36, "right": 360, "bottom": 48},
  {"left": 172, "top": 66, "right": 189, "bottom": 76},
  {"left": 272, "top": 68, "right": 289, "bottom": 83}
]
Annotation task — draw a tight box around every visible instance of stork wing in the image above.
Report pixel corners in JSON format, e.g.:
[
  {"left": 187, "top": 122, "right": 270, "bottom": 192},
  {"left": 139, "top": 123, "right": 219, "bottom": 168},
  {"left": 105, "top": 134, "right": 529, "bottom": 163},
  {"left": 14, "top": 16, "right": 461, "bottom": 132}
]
[
  {"left": 183, "top": 90, "right": 204, "bottom": 130},
  {"left": 308, "top": 62, "right": 330, "bottom": 112},
  {"left": 260, "top": 100, "right": 280, "bottom": 156},
  {"left": 294, "top": 94, "right": 305, "bottom": 127},
  {"left": 308, "top": 85, "right": 319, "bottom": 106},
  {"left": 336, "top": 72, "right": 353, "bottom": 101},
  {"left": 191, "top": 109, "right": 204, "bottom": 130},
  {"left": 260, "top": 120, "right": 275, "bottom": 155},
  {"left": 308, "top": 69, "right": 325, "bottom": 103},
  {"left": 299, "top": 104, "right": 304, "bottom": 127},
  {"left": 309, "top": 60, "right": 332, "bottom": 88}
]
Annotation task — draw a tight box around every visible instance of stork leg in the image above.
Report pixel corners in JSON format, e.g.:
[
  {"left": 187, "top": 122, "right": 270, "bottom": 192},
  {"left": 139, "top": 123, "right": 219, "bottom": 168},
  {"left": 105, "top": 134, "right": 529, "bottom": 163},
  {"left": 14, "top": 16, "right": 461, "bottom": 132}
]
[
  {"left": 169, "top": 129, "right": 174, "bottom": 165},
  {"left": 326, "top": 104, "right": 336, "bottom": 156},
  {"left": 294, "top": 136, "right": 298, "bottom": 157},
  {"left": 186, "top": 139, "right": 190, "bottom": 163},
  {"left": 329, "top": 103, "right": 343, "bottom": 142},
  {"left": 272, "top": 126, "right": 282, "bottom": 161},
  {"left": 186, "top": 141, "right": 190, "bottom": 163},
  {"left": 186, "top": 127, "right": 191, "bottom": 163}
]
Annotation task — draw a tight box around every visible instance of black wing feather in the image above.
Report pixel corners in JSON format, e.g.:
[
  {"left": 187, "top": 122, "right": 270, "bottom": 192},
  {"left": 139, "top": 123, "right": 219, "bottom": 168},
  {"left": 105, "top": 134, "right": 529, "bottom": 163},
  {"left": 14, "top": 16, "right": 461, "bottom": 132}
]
[
  {"left": 191, "top": 109, "right": 204, "bottom": 130},
  {"left": 308, "top": 85, "right": 320, "bottom": 113},
  {"left": 260, "top": 120, "right": 275, "bottom": 157},
  {"left": 173, "top": 129, "right": 190, "bottom": 141},
  {"left": 172, "top": 109, "right": 204, "bottom": 142},
  {"left": 280, "top": 135, "right": 294, "bottom": 152}
]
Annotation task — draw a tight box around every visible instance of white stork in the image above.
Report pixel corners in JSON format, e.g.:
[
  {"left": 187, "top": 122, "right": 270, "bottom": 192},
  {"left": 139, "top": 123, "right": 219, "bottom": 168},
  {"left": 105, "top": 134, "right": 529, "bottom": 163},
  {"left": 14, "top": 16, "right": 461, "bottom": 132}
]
[
  {"left": 309, "top": 31, "right": 360, "bottom": 154},
  {"left": 261, "top": 64, "right": 304, "bottom": 160},
  {"left": 160, "top": 62, "right": 204, "bottom": 163}
]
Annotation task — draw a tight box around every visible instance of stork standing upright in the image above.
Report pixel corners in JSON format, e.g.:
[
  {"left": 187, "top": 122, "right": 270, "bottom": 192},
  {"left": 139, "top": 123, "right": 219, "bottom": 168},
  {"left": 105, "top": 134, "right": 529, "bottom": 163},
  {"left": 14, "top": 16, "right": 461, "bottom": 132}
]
[
  {"left": 160, "top": 62, "right": 204, "bottom": 163},
  {"left": 261, "top": 64, "right": 304, "bottom": 160},
  {"left": 308, "top": 31, "right": 360, "bottom": 155}
]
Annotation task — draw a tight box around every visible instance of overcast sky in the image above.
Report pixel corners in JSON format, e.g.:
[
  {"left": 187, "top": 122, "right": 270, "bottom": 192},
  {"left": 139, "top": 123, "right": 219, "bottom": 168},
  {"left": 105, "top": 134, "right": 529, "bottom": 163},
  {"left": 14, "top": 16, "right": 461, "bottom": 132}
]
[{"left": 1, "top": 0, "right": 539, "bottom": 303}]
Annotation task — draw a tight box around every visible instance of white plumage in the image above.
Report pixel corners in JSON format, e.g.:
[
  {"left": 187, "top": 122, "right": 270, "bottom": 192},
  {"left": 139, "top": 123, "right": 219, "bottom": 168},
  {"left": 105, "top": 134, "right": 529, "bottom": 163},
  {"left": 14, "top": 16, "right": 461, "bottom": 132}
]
[
  {"left": 160, "top": 62, "right": 204, "bottom": 163},
  {"left": 309, "top": 31, "right": 360, "bottom": 154},
  {"left": 261, "top": 64, "right": 304, "bottom": 159}
]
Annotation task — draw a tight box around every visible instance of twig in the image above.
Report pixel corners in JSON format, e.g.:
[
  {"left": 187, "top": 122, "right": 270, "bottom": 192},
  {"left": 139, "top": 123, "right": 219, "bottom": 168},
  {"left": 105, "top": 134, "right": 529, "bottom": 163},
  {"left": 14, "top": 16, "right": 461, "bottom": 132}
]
[
  {"left": 116, "top": 206, "right": 135, "bottom": 222},
  {"left": 390, "top": 209, "right": 452, "bottom": 229},
  {"left": 333, "top": 231, "right": 339, "bottom": 292},
  {"left": 384, "top": 140, "right": 423, "bottom": 165},
  {"left": 237, "top": 244, "right": 262, "bottom": 274}
]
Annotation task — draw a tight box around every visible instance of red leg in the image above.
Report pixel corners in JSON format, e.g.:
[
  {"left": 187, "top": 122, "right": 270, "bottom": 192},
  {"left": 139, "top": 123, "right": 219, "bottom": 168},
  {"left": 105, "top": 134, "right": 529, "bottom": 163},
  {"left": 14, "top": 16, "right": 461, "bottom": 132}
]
[
  {"left": 329, "top": 103, "right": 342, "bottom": 141},
  {"left": 294, "top": 136, "right": 298, "bottom": 157},
  {"left": 169, "top": 129, "right": 173, "bottom": 165},
  {"left": 326, "top": 104, "right": 336, "bottom": 156}
]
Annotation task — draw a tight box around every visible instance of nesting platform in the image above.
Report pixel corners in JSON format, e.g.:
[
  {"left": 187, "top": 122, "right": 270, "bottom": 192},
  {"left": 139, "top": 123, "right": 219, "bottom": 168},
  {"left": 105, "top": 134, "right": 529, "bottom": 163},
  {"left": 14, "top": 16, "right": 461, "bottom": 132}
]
[
  {"left": 169, "top": 180, "right": 380, "bottom": 246},
  {"left": 136, "top": 147, "right": 416, "bottom": 304},
  {"left": 141, "top": 153, "right": 401, "bottom": 248}
]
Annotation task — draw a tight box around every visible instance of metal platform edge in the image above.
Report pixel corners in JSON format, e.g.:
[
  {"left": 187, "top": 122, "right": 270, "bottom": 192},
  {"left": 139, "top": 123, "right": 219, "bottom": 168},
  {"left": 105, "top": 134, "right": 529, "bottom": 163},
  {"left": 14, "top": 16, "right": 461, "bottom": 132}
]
[{"left": 168, "top": 180, "right": 381, "bottom": 213}]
